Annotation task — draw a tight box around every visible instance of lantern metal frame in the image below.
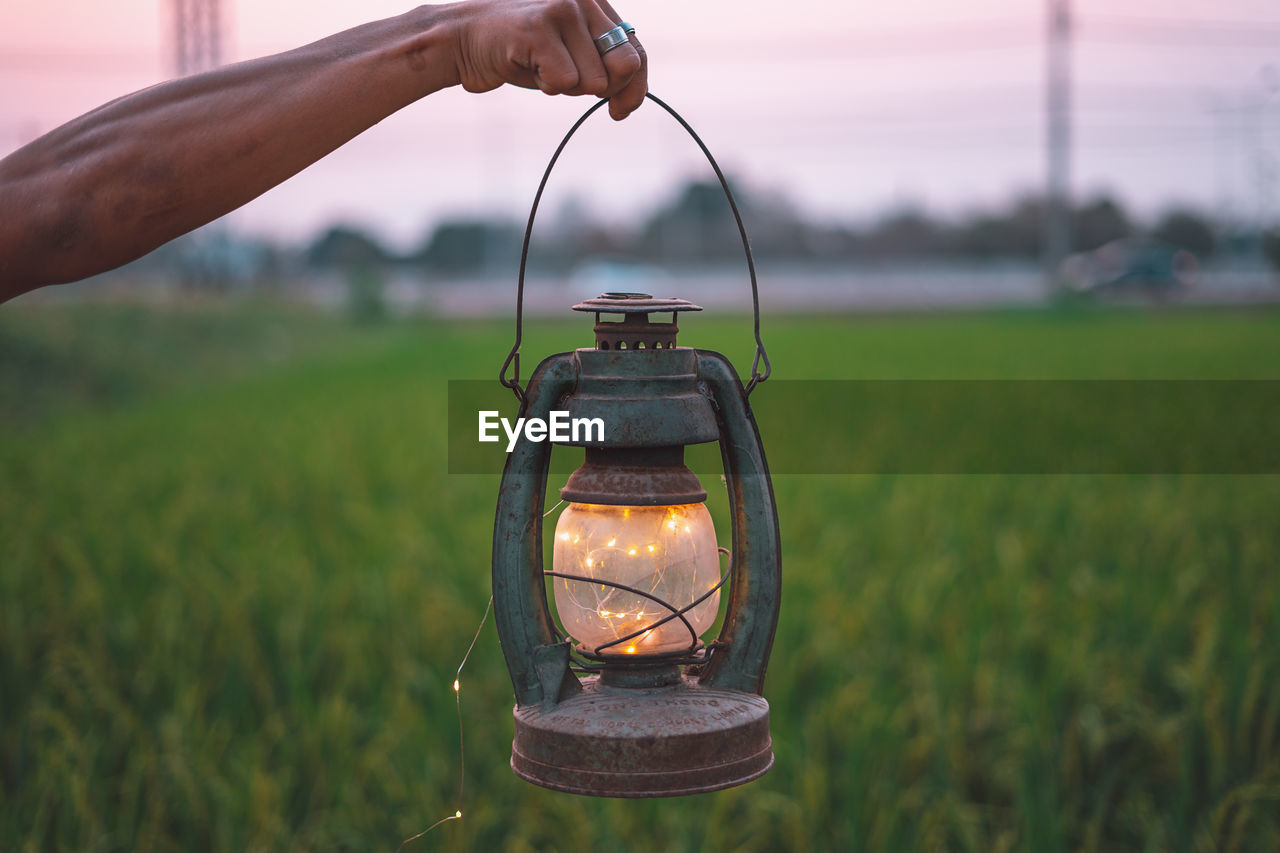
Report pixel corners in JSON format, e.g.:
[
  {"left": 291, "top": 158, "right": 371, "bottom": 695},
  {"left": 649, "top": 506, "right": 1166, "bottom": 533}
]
[{"left": 489, "top": 96, "right": 781, "bottom": 798}]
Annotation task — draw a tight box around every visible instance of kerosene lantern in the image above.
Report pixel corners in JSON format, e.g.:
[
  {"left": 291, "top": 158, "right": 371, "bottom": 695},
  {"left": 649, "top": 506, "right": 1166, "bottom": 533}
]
[
  {"left": 492, "top": 291, "right": 781, "bottom": 797},
  {"left": 490, "top": 94, "right": 780, "bottom": 798}
]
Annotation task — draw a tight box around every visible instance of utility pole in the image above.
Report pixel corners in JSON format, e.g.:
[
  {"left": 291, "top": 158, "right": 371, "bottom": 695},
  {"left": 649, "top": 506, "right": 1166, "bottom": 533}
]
[
  {"left": 1045, "top": 0, "right": 1072, "bottom": 289},
  {"left": 170, "top": 0, "right": 230, "bottom": 289},
  {"left": 172, "top": 0, "right": 222, "bottom": 76}
]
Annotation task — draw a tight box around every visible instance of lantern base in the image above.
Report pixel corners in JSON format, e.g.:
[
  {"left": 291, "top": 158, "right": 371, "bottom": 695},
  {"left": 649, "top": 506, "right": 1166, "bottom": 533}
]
[{"left": 511, "top": 675, "right": 772, "bottom": 798}]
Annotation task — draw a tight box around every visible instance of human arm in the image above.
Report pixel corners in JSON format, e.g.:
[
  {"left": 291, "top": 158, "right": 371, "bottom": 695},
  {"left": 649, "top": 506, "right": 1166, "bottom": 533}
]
[{"left": 0, "top": 0, "right": 646, "bottom": 302}]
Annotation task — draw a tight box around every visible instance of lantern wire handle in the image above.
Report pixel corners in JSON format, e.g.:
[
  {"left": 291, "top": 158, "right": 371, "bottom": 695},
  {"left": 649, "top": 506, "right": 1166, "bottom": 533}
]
[{"left": 499, "top": 93, "right": 771, "bottom": 403}]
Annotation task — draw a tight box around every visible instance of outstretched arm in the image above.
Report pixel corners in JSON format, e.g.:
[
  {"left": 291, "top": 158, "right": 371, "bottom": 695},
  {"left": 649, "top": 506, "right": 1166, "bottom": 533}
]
[{"left": 0, "top": 0, "right": 646, "bottom": 302}]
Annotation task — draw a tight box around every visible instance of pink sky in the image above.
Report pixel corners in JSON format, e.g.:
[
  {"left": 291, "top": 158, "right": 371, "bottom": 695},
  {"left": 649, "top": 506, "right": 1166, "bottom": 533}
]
[{"left": 3, "top": 0, "right": 1278, "bottom": 248}]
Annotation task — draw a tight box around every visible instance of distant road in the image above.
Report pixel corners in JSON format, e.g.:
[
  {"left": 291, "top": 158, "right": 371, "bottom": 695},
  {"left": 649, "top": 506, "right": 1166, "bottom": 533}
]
[{"left": 408, "top": 266, "right": 1280, "bottom": 317}]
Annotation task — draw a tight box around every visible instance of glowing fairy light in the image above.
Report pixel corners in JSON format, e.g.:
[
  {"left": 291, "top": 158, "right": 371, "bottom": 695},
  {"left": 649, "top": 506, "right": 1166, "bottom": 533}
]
[
  {"left": 552, "top": 503, "right": 721, "bottom": 656},
  {"left": 397, "top": 596, "right": 492, "bottom": 851}
]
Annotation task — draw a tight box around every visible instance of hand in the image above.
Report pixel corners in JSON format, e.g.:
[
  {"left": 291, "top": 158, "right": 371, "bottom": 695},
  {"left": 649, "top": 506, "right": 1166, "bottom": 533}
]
[{"left": 446, "top": 0, "right": 648, "bottom": 120}]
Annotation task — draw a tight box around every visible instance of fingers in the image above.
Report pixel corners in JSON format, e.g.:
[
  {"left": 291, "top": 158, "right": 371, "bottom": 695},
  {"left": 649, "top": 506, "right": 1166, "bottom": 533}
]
[
  {"left": 531, "top": 35, "right": 584, "bottom": 95},
  {"left": 555, "top": 4, "right": 610, "bottom": 96},
  {"left": 572, "top": 1, "right": 641, "bottom": 103},
  {"left": 448, "top": 0, "right": 647, "bottom": 114},
  {"left": 528, "top": 0, "right": 645, "bottom": 115},
  {"left": 593, "top": 0, "right": 648, "bottom": 119},
  {"left": 608, "top": 31, "right": 647, "bottom": 120}
]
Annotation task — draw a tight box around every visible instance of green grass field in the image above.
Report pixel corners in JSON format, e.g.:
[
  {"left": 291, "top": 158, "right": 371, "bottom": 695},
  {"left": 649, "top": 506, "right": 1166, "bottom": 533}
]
[{"left": 2, "top": 300, "right": 1279, "bottom": 851}]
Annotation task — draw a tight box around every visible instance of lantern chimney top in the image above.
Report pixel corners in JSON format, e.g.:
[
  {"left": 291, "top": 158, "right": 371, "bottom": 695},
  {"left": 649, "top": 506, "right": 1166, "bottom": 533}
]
[{"left": 571, "top": 292, "right": 702, "bottom": 351}]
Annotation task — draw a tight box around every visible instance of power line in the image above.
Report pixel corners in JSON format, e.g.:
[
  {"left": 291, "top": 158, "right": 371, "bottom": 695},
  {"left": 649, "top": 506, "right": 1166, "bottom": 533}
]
[
  {"left": 1078, "top": 28, "right": 1280, "bottom": 48},
  {"left": 1088, "top": 14, "right": 1280, "bottom": 33},
  {"left": 736, "top": 128, "right": 1221, "bottom": 152},
  {"left": 0, "top": 51, "right": 159, "bottom": 72},
  {"left": 6, "top": 15, "right": 1275, "bottom": 78}
]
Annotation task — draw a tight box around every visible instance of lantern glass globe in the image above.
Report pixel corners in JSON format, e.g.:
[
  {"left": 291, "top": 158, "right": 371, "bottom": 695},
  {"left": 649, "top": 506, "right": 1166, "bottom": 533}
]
[{"left": 552, "top": 502, "right": 720, "bottom": 655}]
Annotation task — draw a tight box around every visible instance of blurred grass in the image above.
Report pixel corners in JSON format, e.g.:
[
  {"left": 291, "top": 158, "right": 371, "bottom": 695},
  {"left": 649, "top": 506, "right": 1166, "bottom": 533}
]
[{"left": 2, "top": 300, "right": 1279, "bottom": 851}]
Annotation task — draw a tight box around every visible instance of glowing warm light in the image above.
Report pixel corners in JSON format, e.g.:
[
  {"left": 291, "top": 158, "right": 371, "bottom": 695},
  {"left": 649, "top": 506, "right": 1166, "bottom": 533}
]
[
  {"left": 455, "top": 811, "right": 462, "bottom": 818},
  {"left": 552, "top": 502, "right": 720, "bottom": 655},
  {"left": 452, "top": 679, "right": 460, "bottom": 693}
]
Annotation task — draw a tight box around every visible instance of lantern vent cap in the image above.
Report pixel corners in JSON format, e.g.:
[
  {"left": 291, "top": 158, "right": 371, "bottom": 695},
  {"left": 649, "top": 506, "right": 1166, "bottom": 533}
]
[
  {"left": 572, "top": 292, "right": 703, "bottom": 315},
  {"left": 573, "top": 293, "right": 702, "bottom": 351}
]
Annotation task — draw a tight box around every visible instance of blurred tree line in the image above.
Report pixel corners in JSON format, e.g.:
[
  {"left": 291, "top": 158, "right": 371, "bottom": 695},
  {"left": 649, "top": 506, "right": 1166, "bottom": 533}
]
[
  {"left": 119, "top": 177, "right": 1275, "bottom": 296},
  {"left": 301, "top": 177, "right": 1264, "bottom": 278}
]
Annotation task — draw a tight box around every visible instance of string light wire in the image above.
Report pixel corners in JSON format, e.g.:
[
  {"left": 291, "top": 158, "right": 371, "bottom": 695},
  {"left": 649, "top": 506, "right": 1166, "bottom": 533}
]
[{"left": 397, "top": 593, "right": 494, "bottom": 852}]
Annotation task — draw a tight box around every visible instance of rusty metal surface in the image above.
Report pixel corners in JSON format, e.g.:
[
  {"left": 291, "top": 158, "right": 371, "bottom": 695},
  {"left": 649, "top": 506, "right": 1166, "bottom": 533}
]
[
  {"left": 562, "top": 348, "right": 720, "bottom": 448},
  {"left": 492, "top": 353, "right": 582, "bottom": 708},
  {"left": 593, "top": 315, "right": 681, "bottom": 351},
  {"left": 493, "top": 346, "right": 780, "bottom": 707},
  {"left": 560, "top": 446, "right": 708, "bottom": 505},
  {"left": 511, "top": 676, "right": 773, "bottom": 797},
  {"left": 694, "top": 351, "right": 783, "bottom": 696},
  {"left": 492, "top": 328, "right": 782, "bottom": 798},
  {"left": 573, "top": 293, "right": 703, "bottom": 351},
  {"left": 572, "top": 293, "right": 703, "bottom": 315}
]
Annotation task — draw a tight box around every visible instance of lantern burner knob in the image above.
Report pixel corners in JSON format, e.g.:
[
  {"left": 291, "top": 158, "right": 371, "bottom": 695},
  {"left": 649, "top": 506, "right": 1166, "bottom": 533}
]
[{"left": 572, "top": 293, "right": 703, "bottom": 351}]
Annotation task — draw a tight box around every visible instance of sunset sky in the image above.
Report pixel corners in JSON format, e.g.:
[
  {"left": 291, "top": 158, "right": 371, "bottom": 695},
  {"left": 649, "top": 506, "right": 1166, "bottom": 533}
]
[{"left": 3, "top": 0, "right": 1278, "bottom": 248}]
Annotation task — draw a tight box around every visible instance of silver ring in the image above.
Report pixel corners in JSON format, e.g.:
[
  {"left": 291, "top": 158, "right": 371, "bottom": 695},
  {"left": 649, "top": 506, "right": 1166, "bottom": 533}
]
[
  {"left": 618, "top": 21, "right": 636, "bottom": 37},
  {"left": 594, "top": 25, "right": 628, "bottom": 55}
]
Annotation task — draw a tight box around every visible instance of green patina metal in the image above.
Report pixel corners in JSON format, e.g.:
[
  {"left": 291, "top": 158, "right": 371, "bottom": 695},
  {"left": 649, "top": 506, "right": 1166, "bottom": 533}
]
[{"left": 490, "top": 297, "right": 782, "bottom": 797}]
